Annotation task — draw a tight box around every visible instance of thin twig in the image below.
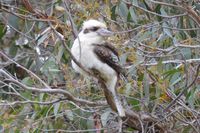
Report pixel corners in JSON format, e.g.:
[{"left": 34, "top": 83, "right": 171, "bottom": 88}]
[
  {"left": 6, "top": 78, "right": 107, "bottom": 106},
  {"left": 0, "top": 98, "right": 68, "bottom": 106}
]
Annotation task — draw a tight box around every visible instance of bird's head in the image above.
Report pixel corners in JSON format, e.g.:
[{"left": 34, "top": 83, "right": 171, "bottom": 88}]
[{"left": 79, "top": 19, "right": 113, "bottom": 39}]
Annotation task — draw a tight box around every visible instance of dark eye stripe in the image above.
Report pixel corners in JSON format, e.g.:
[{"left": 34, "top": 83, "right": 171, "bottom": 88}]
[
  {"left": 91, "top": 27, "right": 99, "bottom": 31},
  {"left": 83, "top": 27, "right": 100, "bottom": 34}
]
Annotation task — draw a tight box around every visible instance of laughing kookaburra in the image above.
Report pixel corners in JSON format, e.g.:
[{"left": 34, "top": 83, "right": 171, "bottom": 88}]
[{"left": 71, "top": 19, "right": 125, "bottom": 117}]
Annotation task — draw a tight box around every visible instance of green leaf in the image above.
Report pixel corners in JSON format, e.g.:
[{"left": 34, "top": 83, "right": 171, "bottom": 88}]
[
  {"left": 125, "top": 83, "right": 132, "bottom": 95},
  {"left": 8, "top": 14, "right": 19, "bottom": 30},
  {"left": 162, "top": 22, "right": 172, "bottom": 38},
  {"left": 21, "top": 77, "right": 34, "bottom": 86},
  {"left": 65, "top": 110, "right": 74, "bottom": 121},
  {"left": 40, "top": 57, "right": 60, "bottom": 84},
  {"left": 129, "top": 7, "right": 138, "bottom": 23},
  {"left": 53, "top": 102, "right": 60, "bottom": 116},
  {"left": 36, "top": 106, "right": 50, "bottom": 119},
  {"left": 162, "top": 68, "right": 180, "bottom": 79},
  {"left": 136, "top": 30, "right": 152, "bottom": 42},
  {"left": 86, "top": 115, "right": 94, "bottom": 129},
  {"left": 138, "top": 73, "right": 144, "bottom": 81},
  {"left": 186, "top": 88, "right": 195, "bottom": 109},
  {"left": 188, "top": 19, "right": 197, "bottom": 37},
  {"left": 128, "top": 98, "right": 140, "bottom": 111},
  {"left": 9, "top": 42, "right": 18, "bottom": 57},
  {"left": 143, "top": 0, "right": 152, "bottom": 11},
  {"left": 101, "top": 111, "right": 111, "bottom": 127},
  {"left": 118, "top": 2, "right": 129, "bottom": 21},
  {"left": 179, "top": 16, "right": 184, "bottom": 28},
  {"left": 160, "top": 8, "right": 167, "bottom": 16},
  {"left": 131, "top": 0, "right": 138, "bottom": 6},
  {"left": 194, "top": 2, "right": 200, "bottom": 10},
  {"left": 182, "top": 126, "right": 193, "bottom": 133},
  {"left": 39, "top": 93, "right": 45, "bottom": 102},
  {"left": 180, "top": 48, "right": 191, "bottom": 59},
  {"left": 0, "top": 22, "right": 7, "bottom": 40},
  {"left": 56, "top": 45, "right": 64, "bottom": 62},
  {"left": 155, "top": 4, "right": 162, "bottom": 21},
  {"left": 170, "top": 74, "right": 182, "bottom": 87},
  {"left": 127, "top": 11, "right": 132, "bottom": 22},
  {"left": 111, "top": 5, "right": 117, "bottom": 20}
]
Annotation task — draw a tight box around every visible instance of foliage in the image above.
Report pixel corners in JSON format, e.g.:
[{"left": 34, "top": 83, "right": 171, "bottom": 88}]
[{"left": 0, "top": 0, "right": 200, "bottom": 132}]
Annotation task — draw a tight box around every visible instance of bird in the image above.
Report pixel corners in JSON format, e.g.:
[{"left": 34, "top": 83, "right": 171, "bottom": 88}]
[{"left": 71, "top": 19, "right": 125, "bottom": 117}]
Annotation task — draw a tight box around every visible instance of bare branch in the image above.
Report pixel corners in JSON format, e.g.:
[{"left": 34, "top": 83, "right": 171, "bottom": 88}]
[
  {"left": 6, "top": 78, "right": 107, "bottom": 107},
  {"left": 142, "top": 59, "right": 200, "bottom": 66}
]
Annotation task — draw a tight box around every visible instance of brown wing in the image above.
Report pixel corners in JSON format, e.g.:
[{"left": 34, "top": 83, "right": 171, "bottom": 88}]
[
  {"left": 103, "top": 42, "right": 119, "bottom": 57},
  {"left": 93, "top": 43, "right": 123, "bottom": 74}
]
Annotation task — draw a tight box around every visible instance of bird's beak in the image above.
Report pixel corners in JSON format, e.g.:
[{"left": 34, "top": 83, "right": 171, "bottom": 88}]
[{"left": 97, "top": 28, "right": 114, "bottom": 37}]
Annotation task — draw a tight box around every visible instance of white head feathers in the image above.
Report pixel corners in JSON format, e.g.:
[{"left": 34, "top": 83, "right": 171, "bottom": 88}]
[
  {"left": 82, "top": 19, "right": 107, "bottom": 30},
  {"left": 80, "top": 19, "right": 113, "bottom": 37}
]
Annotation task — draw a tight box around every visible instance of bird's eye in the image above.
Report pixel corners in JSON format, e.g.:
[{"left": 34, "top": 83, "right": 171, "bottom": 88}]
[
  {"left": 91, "top": 27, "right": 99, "bottom": 31},
  {"left": 83, "top": 29, "right": 89, "bottom": 34}
]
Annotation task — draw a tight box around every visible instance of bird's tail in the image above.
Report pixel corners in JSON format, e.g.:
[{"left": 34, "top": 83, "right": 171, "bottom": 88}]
[
  {"left": 112, "top": 92, "right": 125, "bottom": 117},
  {"left": 105, "top": 76, "right": 125, "bottom": 117}
]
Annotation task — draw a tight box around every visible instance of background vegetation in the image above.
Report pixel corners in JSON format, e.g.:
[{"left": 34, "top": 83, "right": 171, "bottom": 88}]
[{"left": 0, "top": 0, "right": 200, "bottom": 132}]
